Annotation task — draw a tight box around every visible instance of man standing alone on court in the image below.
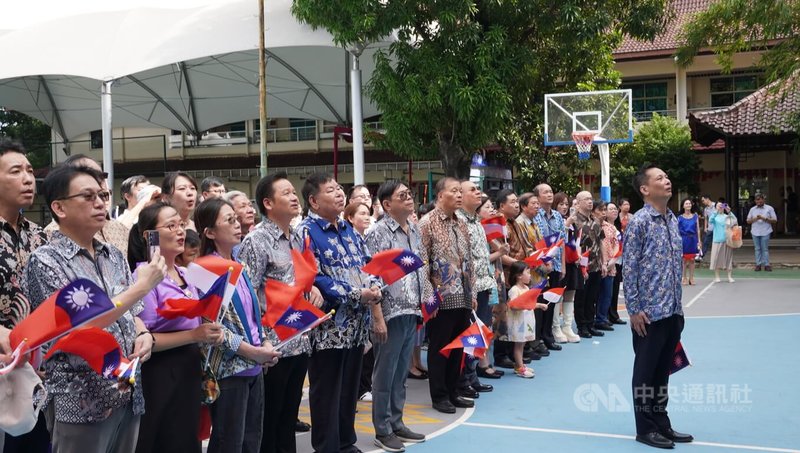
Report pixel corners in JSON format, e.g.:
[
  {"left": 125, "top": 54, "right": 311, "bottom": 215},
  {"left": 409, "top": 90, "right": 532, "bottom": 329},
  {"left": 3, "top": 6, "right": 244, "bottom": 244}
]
[
  {"left": 624, "top": 164, "right": 693, "bottom": 449},
  {"left": 746, "top": 193, "right": 777, "bottom": 271}
]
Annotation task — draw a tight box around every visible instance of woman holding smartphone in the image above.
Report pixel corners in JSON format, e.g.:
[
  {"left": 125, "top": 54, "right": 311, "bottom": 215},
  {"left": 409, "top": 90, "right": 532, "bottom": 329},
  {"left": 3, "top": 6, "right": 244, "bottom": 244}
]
[
  {"left": 128, "top": 202, "right": 224, "bottom": 453},
  {"left": 195, "top": 198, "right": 281, "bottom": 453},
  {"left": 709, "top": 202, "right": 738, "bottom": 283}
]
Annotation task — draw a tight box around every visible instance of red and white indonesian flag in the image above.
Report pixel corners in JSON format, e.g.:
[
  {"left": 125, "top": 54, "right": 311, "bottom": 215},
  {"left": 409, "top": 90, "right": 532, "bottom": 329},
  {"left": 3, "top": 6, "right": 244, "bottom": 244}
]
[
  {"left": 542, "top": 287, "right": 565, "bottom": 304},
  {"left": 185, "top": 256, "right": 243, "bottom": 317}
]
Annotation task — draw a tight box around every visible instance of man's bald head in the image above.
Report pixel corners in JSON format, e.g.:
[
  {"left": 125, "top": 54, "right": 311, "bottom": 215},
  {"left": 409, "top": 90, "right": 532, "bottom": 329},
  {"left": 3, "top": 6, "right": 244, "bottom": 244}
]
[{"left": 575, "top": 191, "right": 593, "bottom": 215}]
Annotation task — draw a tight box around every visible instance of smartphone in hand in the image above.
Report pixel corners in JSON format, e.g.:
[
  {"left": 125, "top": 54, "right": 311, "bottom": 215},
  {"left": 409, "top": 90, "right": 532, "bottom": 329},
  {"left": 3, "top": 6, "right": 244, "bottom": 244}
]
[{"left": 145, "top": 230, "right": 160, "bottom": 261}]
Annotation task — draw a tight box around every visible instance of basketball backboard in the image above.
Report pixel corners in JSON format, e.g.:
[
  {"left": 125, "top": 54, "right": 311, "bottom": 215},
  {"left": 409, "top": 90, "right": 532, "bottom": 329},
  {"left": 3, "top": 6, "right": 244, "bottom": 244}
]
[{"left": 544, "top": 89, "right": 633, "bottom": 146}]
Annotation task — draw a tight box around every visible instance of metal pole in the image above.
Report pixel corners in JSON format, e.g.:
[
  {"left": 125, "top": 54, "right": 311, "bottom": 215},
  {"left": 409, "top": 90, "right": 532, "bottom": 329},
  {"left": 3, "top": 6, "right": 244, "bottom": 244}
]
[
  {"left": 784, "top": 149, "right": 788, "bottom": 233},
  {"left": 598, "top": 142, "right": 611, "bottom": 202},
  {"left": 350, "top": 51, "right": 365, "bottom": 185},
  {"left": 258, "top": 0, "right": 268, "bottom": 177},
  {"left": 101, "top": 80, "right": 114, "bottom": 211}
]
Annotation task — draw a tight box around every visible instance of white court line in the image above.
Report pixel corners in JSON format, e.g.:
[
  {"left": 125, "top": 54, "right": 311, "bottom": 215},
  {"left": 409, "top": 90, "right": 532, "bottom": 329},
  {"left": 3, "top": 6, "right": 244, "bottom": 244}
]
[
  {"left": 685, "top": 280, "right": 716, "bottom": 308},
  {"left": 461, "top": 422, "right": 800, "bottom": 453},
  {"left": 687, "top": 312, "right": 800, "bottom": 319},
  {"left": 363, "top": 407, "right": 475, "bottom": 453}
]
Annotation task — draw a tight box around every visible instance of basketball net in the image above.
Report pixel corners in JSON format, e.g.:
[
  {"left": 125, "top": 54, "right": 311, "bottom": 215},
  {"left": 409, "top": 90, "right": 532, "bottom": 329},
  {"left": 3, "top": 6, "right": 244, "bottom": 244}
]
[{"left": 571, "top": 131, "right": 596, "bottom": 160}]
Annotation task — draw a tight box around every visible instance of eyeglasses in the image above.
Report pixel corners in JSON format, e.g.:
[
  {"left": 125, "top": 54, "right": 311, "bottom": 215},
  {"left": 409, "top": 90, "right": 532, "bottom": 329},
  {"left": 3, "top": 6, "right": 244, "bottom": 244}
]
[
  {"left": 156, "top": 221, "right": 187, "bottom": 232},
  {"left": 58, "top": 190, "right": 111, "bottom": 203},
  {"left": 396, "top": 190, "right": 415, "bottom": 201},
  {"left": 218, "top": 214, "right": 239, "bottom": 225}
]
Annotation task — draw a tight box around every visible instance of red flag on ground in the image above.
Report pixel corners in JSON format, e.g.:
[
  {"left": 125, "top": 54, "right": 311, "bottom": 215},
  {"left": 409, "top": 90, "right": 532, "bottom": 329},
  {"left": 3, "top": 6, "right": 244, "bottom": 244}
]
[
  {"left": 262, "top": 280, "right": 325, "bottom": 341},
  {"left": 507, "top": 287, "right": 543, "bottom": 310},
  {"left": 9, "top": 279, "right": 115, "bottom": 355},
  {"left": 670, "top": 341, "right": 692, "bottom": 374},
  {"left": 480, "top": 215, "right": 507, "bottom": 242},
  {"left": 157, "top": 271, "right": 228, "bottom": 320},
  {"left": 362, "top": 248, "right": 424, "bottom": 286}
]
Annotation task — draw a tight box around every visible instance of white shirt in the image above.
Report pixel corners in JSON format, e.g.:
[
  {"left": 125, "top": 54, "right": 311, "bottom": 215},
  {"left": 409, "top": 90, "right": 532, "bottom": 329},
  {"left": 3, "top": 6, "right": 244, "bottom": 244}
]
[{"left": 747, "top": 204, "right": 776, "bottom": 236}]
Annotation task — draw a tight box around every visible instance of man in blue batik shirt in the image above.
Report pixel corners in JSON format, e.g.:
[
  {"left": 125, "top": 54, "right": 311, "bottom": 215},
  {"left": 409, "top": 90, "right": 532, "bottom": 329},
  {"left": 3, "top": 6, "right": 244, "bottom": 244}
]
[{"left": 623, "top": 164, "right": 693, "bottom": 450}]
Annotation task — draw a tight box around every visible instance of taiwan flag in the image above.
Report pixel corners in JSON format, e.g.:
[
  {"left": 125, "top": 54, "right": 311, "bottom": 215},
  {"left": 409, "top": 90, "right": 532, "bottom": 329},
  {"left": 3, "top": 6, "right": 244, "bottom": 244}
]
[
  {"left": 185, "top": 256, "right": 243, "bottom": 315},
  {"left": 292, "top": 236, "right": 318, "bottom": 293},
  {"left": 523, "top": 249, "right": 546, "bottom": 268},
  {"left": 565, "top": 227, "right": 581, "bottom": 264},
  {"left": 362, "top": 248, "right": 424, "bottom": 286},
  {"left": 262, "top": 280, "right": 325, "bottom": 341},
  {"left": 542, "top": 287, "right": 565, "bottom": 304},
  {"left": 670, "top": 341, "right": 692, "bottom": 375},
  {"left": 157, "top": 271, "right": 228, "bottom": 320},
  {"left": 9, "top": 279, "right": 115, "bottom": 355},
  {"left": 440, "top": 322, "right": 489, "bottom": 359},
  {"left": 44, "top": 327, "right": 123, "bottom": 378},
  {"left": 535, "top": 233, "right": 562, "bottom": 251},
  {"left": 480, "top": 215, "right": 507, "bottom": 242},
  {"left": 507, "top": 287, "right": 543, "bottom": 310},
  {"left": 421, "top": 289, "right": 443, "bottom": 324}
]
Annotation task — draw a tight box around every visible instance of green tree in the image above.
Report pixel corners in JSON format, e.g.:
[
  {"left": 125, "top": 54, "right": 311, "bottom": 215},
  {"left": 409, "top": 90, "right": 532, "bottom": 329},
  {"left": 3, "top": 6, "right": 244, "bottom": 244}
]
[
  {"left": 292, "top": 0, "right": 671, "bottom": 178},
  {"left": 611, "top": 114, "right": 700, "bottom": 207},
  {"left": 0, "top": 109, "right": 51, "bottom": 168}
]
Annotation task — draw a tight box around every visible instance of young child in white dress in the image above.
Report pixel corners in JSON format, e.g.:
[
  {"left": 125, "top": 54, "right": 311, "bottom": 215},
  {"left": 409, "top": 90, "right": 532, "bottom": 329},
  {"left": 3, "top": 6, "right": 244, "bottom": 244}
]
[{"left": 507, "top": 261, "right": 547, "bottom": 378}]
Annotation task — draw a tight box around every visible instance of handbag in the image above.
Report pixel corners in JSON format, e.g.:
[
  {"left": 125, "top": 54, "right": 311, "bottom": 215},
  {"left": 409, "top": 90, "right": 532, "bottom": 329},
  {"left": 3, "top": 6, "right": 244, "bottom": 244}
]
[
  {"left": 0, "top": 363, "right": 47, "bottom": 436},
  {"left": 726, "top": 225, "right": 743, "bottom": 249},
  {"left": 200, "top": 366, "right": 220, "bottom": 405}
]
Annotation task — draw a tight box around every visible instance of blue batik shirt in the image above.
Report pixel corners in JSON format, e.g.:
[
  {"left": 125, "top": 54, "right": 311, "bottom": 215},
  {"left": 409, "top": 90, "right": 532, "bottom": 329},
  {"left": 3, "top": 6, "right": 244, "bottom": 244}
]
[
  {"left": 292, "top": 211, "right": 377, "bottom": 351},
  {"left": 622, "top": 203, "right": 684, "bottom": 322},
  {"left": 535, "top": 207, "right": 566, "bottom": 273}
]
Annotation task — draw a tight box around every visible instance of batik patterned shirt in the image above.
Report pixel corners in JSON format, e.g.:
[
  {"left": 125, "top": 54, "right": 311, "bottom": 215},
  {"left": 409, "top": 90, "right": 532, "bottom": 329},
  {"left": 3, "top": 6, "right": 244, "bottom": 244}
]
[
  {"left": 293, "top": 211, "right": 376, "bottom": 351},
  {"left": 0, "top": 215, "right": 47, "bottom": 329},
  {"left": 622, "top": 204, "right": 683, "bottom": 322},
  {"left": 417, "top": 208, "right": 474, "bottom": 311},
  {"left": 365, "top": 216, "right": 423, "bottom": 322},
  {"left": 239, "top": 218, "right": 309, "bottom": 357},
  {"left": 577, "top": 212, "right": 605, "bottom": 273},
  {"left": 535, "top": 208, "right": 566, "bottom": 273},
  {"left": 23, "top": 231, "right": 144, "bottom": 424},
  {"left": 457, "top": 209, "right": 495, "bottom": 293}
]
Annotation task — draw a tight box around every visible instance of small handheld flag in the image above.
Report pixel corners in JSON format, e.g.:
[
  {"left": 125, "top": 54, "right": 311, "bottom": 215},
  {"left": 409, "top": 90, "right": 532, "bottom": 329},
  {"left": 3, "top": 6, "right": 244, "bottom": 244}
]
[
  {"left": 421, "top": 289, "right": 443, "bottom": 324},
  {"left": 362, "top": 248, "right": 424, "bottom": 286},
  {"left": 480, "top": 215, "right": 507, "bottom": 242},
  {"left": 440, "top": 322, "right": 489, "bottom": 359},
  {"left": 44, "top": 327, "right": 123, "bottom": 378},
  {"left": 542, "top": 287, "right": 565, "bottom": 304},
  {"left": 535, "top": 233, "right": 562, "bottom": 251},
  {"left": 507, "top": 287, "right": 543, "bottom": 310},
  {"left": 262, "top": 280, "right": 326, "bottom": 341},
  {"left": 157, "top": 271, "right": 228, "bottom": 320},
  {"left": 670, "top": 341, "right": 692, "bottom": 374},
  {"left": 186, "top": 256, "right": 243, "bottom": 315},
  {"left": 273, "top": 309, "right": 335, "bottom": 351}
]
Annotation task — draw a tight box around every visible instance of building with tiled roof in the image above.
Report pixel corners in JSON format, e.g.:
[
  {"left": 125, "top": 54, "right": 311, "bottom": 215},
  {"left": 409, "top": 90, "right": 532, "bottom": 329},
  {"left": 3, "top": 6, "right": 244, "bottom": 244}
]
[{"left": 615, "top": 0, "right": 712, "bottom": 59}]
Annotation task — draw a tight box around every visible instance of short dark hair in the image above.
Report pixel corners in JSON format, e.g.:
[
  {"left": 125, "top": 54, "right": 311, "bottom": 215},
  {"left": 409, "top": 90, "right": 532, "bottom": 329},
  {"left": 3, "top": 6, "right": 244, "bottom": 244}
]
[
  {"left": 120, "top": 175, "right": 149, "bottom": 205},
  {"left": 127, "top": 201, "right": 173, "bottom": 269},
  {"left": 201, "top": 176, "right": 225, "bottom": 193},
  {"left": 632, "top": 163, "right": 658, "bottom": 199},
  {"left": 418, "top": 202, "right": 434, "bottom": 217},
  {"left": 592, "top": 200, "right": 607, "bottom": 212},
  {"left": 162, "top": 171, "right": 198, "bottom": 195},
  {"left": 302, "top": 172, "right": 335, "bottom": 211},
  {"left": 495, "top": 189, "right": 515, "bottom": 208},
  {"left": 195, "top": 198, "right": 235, "bottom": 256},
  {"left": 376, "top": 180, "right": 405, "bottom": 208},
  {"left": 42, "top": 165, "right": 105, "bottom": 223},
  {"left": 518, "top": 192, "right": 535, "bottom": 208},
  {"left": 63, "top": 153, "right": 92, "bottom": 167},
  {"left": 347, "top": 184, "right": 368, "bottom": 202},
  {"left": 508, "top": 261, "right": 529, "bottom": 287},
  {"left": 754, "top": 193, "right": 765, "bottom": 200},
  {"left": 184, "top": 229, "right": 201, "bottom": 248},
  {"left": 434, "top": 177, "right": 460, "bottom": 199},
  {"left": 553, "top": 192, "right": 570, "bottom": 209},
  {"left": 0, "top": 137, "right": 26, "bottom": 157},
  {"left": 255, "top": 171, "right": 289, "bottom": 217}
]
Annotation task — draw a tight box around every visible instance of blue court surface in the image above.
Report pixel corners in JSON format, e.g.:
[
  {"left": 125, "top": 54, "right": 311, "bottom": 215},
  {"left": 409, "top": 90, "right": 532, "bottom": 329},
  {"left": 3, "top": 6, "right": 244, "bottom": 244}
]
[{"left": 351, "top": 275, "right": 800, "bottom": 453}]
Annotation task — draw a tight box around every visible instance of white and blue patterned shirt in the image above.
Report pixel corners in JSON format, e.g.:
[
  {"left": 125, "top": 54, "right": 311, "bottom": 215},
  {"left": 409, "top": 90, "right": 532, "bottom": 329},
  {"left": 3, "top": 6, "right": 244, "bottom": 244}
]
[
  {"left": 622, "top": 204, "right": 684, "bottom": 322},
  {"left": 535, "top": 207, "right": 566, "bottom": 273}
]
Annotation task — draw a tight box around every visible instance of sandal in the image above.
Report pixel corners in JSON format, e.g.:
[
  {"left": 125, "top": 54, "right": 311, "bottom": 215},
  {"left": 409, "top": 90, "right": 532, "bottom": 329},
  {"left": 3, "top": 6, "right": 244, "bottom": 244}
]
[
  {"left": 407, "top": 369, "right": 428, "bottom": 380},
  {"left": 477, "top": 366, "right": 503, "bottom": 379}
]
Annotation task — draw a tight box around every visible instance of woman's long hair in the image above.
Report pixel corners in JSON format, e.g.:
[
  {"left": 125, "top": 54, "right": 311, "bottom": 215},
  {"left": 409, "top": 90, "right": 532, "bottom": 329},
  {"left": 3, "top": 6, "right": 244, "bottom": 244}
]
[
  {"left": 194, "top": 198, "right": 234, "bottom": 257},
  {"left": 127, "top": 201, "right": 172, "bottom": 270}
]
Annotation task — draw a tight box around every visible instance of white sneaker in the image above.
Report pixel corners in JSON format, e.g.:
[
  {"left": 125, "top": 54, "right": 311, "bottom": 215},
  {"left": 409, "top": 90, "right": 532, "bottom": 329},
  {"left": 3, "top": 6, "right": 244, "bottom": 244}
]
[
  {"left": 713, "top": 278, "right": 721, "bottom": 283},
  {"left": 728, "top": 278, "right": 735, "bottom": 283},
  {"left": 360, "top": 391, "right": 373, "bottom": 402}
]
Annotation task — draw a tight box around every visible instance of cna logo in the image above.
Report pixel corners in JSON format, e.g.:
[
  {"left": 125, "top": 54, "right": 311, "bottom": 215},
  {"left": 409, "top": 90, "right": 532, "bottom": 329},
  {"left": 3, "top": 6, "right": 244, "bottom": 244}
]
[{"left": 573, "top": 383, "right": 631, "bottom": 413}]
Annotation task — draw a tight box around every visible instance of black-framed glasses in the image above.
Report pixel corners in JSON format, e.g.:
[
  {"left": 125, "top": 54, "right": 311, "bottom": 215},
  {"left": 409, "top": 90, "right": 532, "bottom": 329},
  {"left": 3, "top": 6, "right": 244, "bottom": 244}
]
[
  {"left": 156, "top": 221, "right": 187, "bottom": 232},
  {"left": 396, "top": 190, "right": 415, "bottom": 201},
  {"left": 218, "top": 214, "right": 239, "bottom": 225},
  {"left": 58, "top": 190, "right": 111, "bottom": 203}
]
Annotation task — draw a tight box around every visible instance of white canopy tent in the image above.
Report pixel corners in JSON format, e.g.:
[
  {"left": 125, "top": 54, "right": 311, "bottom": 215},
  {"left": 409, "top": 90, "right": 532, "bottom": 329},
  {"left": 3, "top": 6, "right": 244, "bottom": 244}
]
[{"left": 0, "top": 0, "right": 387, "bottom": 185}]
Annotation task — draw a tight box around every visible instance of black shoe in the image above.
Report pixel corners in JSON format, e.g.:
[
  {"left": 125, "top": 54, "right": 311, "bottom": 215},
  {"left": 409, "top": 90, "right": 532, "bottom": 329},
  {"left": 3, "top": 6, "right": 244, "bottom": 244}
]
[
  {"left": 374, "top": 433, "right": 406, "bottom": 452},
  {"left": 472, "top": 383, "right": 493, "bottom": 393},
  {"left": 594, "top": 323, "right": 614, "bottom": 331},
  {"left": 588, "top": 328, "right": 605, "bottom": 337},
  {"left": 612, "top": 319, "right": 627, "bottom": 325},
  {"left": 394, "top": 427, "right": 426, "bottom": 443},
  {"left": 636, "top": 432, "right": 675, "bottom": 449},
  {"left": 295, "top": 419, "right": 311, "bottom": 432},
  {"left": 476, "top": 367, "right": 503, "bottom": 379},
  {"left": 458, "top": 387, "right": 479, "bottom": 399},
  {"left": 545, "top": 342, "right": 562, "bottom": 351},
  {"left": 522, "top": 357, "right": 532, "bottom": 364},
  {"left": 432, "top": 400, "right": 456, "bottom": 414},
  {"left": 534, "top": 343, "right": 548, "bottom": 354},
  {"left": 660, "top": 428, "right": 693, "bottom": 443},
  {"left": 407, "top": 370, "right": 428, "bottom": 380},
  {"left": 578, "top": 329, "right": 592, "bottom": 338},
  {"left": 450, "top": 396, "right": 475, "bottom": 408},
  {"left": 494, "top": 357, "right": 516, "bottom": 369}
]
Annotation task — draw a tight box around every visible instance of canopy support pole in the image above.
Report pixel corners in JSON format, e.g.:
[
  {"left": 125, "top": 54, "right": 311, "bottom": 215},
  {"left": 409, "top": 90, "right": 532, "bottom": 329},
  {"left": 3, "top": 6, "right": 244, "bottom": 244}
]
[
  {"left": 350, "top": 49, "right": 364, "bottom": 185},
  {"left": 101, "top": 80, "right": 114, "bottom": 209},
  {"left": 258, "top": 0, "right": 268, "bottom": 178}
]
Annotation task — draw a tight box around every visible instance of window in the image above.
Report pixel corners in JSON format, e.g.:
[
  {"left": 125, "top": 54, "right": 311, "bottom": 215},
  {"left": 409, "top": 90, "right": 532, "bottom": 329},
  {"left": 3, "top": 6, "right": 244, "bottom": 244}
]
[
  {"left": 622, "top": 82, "right": 668, "bottom": 121},
  {"left": 289, "top": 118, "right": 316, "bottom": 141},
  {"left": 710, "top": 75, "right": 761, "bottom": 107},
  {"left": 90, "top": 130, "right": 103, "bottom": 149}
]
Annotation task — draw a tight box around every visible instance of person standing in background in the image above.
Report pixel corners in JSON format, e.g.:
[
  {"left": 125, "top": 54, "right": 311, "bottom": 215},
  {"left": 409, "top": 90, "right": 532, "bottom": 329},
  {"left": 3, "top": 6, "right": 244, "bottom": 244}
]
[{"left": 746, "top": 193, "right": 777, "bottom": 272}]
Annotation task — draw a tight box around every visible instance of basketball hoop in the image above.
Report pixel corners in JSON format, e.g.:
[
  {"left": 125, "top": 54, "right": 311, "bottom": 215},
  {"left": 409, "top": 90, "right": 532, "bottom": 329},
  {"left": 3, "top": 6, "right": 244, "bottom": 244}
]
[{"left": 571, "top": 131, "right": 596, "bottom": 160}]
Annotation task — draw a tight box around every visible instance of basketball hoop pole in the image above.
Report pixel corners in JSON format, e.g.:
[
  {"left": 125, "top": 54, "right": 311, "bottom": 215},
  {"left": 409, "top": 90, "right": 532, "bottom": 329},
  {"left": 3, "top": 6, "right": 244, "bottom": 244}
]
[{"left": 598, "top": 142, "right": 611, "bottom": 202}]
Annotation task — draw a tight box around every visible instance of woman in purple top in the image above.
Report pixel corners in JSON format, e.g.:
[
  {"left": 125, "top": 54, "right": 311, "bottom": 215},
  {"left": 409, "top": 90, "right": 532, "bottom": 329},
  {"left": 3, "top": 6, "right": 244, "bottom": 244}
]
[
  {"left": 195, "top": 198, "right": 280, "bottom": 453},
  {"left": 127, "top": 202, "right": 224, "bottom": 453}
]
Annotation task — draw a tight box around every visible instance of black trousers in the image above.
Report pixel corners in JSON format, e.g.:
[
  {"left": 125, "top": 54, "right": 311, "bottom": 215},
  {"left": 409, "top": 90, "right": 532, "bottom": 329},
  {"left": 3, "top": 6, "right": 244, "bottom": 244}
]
[
  {"left": 426, "top": 308, "right": 471, "bottom": 403},
  {"left": 3, "top": 412, "right": 49, "bottom": 453},
  {"left": 262, "top": 354, "right": 308, "bottom": 453},
  {"left": 535, "top": 273, "right": 561, "bottom": 345},
  {"left": 575, "top": 271, "right": 602, "bottom": 330},
  {"left": 359, "top": 348, "right": 374, "bottom": 397},
  {"left": 136, "top": 344, "right": 202, "bottom": 453},
  {"left": 632, "top": 314, "right": 684, "bottom": 435},
  {"left": 308, "top": 346, "right": 364, "bottom": 453},
  {"left": 609, "top": 264, "right": 623, "bottom": 323}
]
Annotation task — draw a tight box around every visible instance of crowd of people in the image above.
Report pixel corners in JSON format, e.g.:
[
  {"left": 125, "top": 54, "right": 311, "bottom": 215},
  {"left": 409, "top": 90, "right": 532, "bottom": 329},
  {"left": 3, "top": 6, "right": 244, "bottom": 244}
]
[{"left": 0, "top": 135, "right": 715, "bottom": 452}]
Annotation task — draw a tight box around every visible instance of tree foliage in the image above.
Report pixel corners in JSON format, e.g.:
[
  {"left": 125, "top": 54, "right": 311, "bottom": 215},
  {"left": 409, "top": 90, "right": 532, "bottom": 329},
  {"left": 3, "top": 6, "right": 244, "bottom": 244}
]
[
  {"left": 611, "top": 114, "right": 700, "bottom": 208},
  {"left": 0, "top": 109, "right": 51, "bottom": 168},
  {"left": 292, "top": 0, "right": 672, "bottom": 178}
]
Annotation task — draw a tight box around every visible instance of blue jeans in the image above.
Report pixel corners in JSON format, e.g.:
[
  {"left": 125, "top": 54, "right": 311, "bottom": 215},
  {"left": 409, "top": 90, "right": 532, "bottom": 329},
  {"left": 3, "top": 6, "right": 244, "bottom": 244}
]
[
  {"left": 595, "top": 275, "right": 614, "bottom": 325},
  {"left": 702, "top": 230, "right": 714, "bottom": 258},
  {"left": 371, "top": 314, "right": 417, "bottom": 436},
  {"left": 753, "top": 234, "right": 770, "bottom": 266}
]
